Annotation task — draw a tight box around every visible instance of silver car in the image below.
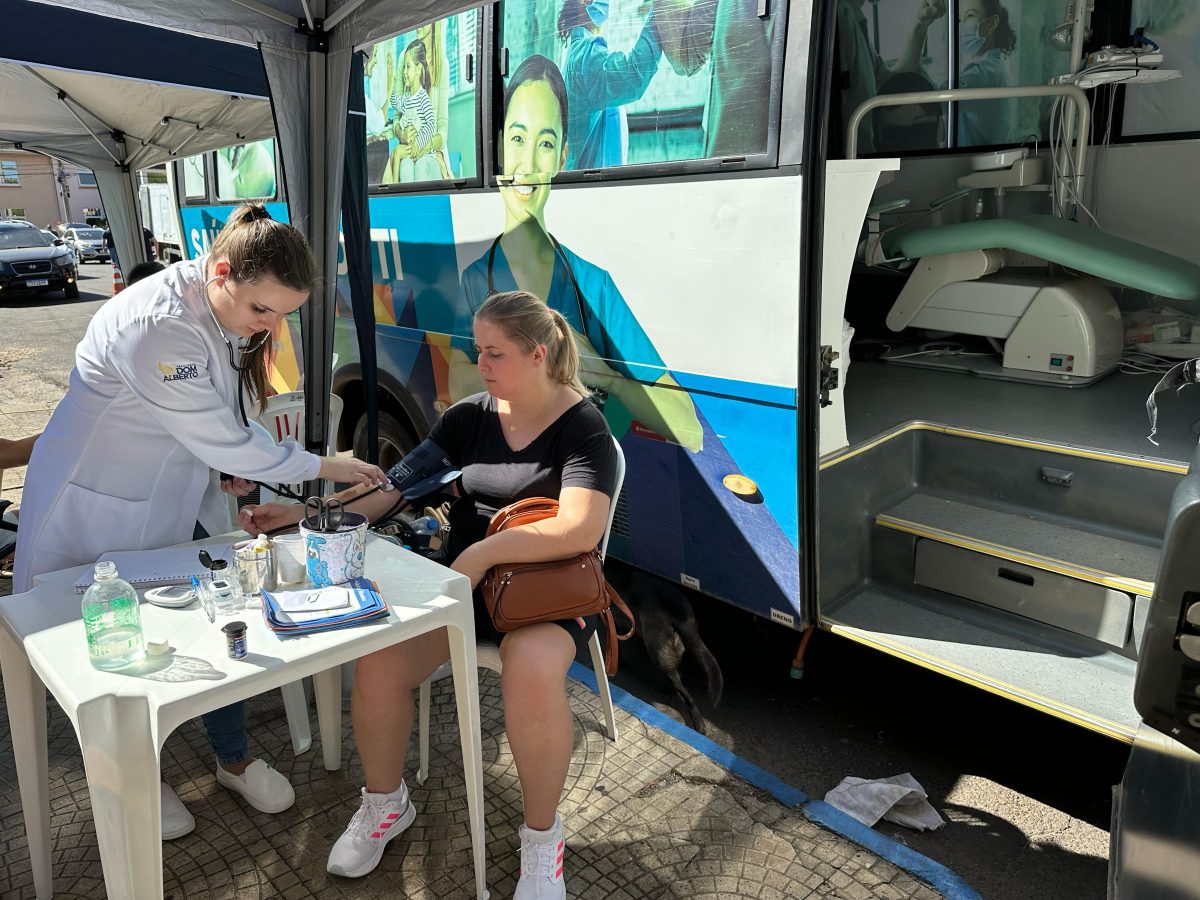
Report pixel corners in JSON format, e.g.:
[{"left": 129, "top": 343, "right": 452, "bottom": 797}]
[{"left": 66, "top": 227, "right": 109, "bottom": 263}]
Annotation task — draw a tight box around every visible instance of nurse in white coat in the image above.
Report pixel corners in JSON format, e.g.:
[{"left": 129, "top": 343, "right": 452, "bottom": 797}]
[{"left": 14, "top": 204, "right": 386, "bottom": 839}]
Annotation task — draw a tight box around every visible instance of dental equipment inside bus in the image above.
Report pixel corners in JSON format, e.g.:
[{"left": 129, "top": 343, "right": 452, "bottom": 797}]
[{"left": 849, "top": 84, "right": 1200, "bottom": 387}]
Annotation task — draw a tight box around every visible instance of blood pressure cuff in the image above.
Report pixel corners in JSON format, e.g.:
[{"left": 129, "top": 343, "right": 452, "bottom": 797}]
[{"left": 386, "top": 437, "right": 461, "bottom": 500}]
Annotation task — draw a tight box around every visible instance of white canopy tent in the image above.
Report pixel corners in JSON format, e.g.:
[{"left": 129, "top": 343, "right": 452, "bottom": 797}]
[{"left": 2, "top": 0, "right": 473, "bottom": 466}]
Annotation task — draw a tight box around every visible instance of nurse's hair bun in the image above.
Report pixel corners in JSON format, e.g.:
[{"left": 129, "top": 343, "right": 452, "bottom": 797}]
[{"left": 230, "top": 203, "right": 272, "bottom": 224}]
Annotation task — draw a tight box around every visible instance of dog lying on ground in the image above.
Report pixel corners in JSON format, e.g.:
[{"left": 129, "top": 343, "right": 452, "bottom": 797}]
[{"left": 605, "top": 560, "right": 723, "bottom": 734}]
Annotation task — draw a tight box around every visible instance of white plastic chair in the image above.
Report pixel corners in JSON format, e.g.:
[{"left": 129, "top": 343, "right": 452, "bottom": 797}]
[
  {"left": 415, "top": 437, "right": 626, "bottom": 784},
  {"left": 251, "top": 390, "right": 343, "bottom": 756},
  {"left": 254, "top": 390, "right": 344, "bottom": 501}
]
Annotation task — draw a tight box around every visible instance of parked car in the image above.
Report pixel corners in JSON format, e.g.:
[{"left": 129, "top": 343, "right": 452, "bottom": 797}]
[
  {"left": 0, "top": 222, "right": 79, "bottom": 299},
  {"left": 66, "top": 226, "right": 109, "bottom": 263}
]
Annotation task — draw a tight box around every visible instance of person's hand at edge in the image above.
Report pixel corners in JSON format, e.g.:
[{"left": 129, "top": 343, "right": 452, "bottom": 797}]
[
  {"left": 239, "top": 502, "right": 304, "bottom": 536},
  {"left": 318, "top": 455, "right": 388, "bottom": 489}
]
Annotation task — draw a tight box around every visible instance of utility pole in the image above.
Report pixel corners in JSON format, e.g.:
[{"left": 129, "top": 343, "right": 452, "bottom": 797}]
[{"left": 55, "top": 160, "right": 71, "bottom": 223}]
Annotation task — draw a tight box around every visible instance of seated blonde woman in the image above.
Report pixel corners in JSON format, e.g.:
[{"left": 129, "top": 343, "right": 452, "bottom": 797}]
[{"left": 244, "top": 290, "right": 617, "bottom": 900}]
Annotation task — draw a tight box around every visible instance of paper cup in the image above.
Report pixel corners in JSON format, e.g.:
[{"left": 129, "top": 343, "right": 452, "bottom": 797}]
[
  {"left": 272, "top": 533, "right": 309, "bottom": 586},
  {"left": 299, "top": 512, "right": 368, "bottom": 586}
]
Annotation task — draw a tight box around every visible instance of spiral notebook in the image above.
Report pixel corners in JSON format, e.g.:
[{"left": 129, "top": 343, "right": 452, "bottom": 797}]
[{"left": 73, "top": 543, "right": 235, "bottom": 593}]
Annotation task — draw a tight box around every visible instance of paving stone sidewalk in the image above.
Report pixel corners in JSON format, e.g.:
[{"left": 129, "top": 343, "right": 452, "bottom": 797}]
[{"left": 0, "top": 643, "right": 943, "bottom": 900}]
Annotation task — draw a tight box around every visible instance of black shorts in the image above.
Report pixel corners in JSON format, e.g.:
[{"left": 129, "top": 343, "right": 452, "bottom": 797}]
[{"left": 470, "top": 589, "right": 600, "bottom": 657}]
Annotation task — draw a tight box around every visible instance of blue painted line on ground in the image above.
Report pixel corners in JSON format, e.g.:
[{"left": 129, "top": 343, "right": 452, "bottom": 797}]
[{"left": 569, "top": 661, "right": 982, "bottom": 900}]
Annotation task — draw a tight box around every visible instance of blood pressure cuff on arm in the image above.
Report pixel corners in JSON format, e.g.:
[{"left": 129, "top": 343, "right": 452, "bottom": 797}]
[{"left": 386, "top": 437, "right": 461, "bottom": 500}]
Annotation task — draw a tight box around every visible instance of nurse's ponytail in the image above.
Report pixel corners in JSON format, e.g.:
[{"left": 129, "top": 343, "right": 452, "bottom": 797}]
[
  {"left": 209, "top": 204, "right": 317, "bottom": 412},
  {"left": 475, "top": 291, "right": 589, "bottom": 397}
]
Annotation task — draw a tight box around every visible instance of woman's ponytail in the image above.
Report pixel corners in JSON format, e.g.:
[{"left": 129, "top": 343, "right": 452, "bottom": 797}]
[{"left": 474, "top": 290, "right": 590, "bottom": 396}]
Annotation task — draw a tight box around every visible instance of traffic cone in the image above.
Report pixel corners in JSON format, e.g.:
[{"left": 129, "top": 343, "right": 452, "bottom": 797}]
[{"left": 112, "top": 265, "right": 125, "bottom": 296}]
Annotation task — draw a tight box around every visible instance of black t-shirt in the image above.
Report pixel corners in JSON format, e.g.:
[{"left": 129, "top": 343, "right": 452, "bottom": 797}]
[{"left": 429, "top": 391, "right": 617, "bottom": 562}]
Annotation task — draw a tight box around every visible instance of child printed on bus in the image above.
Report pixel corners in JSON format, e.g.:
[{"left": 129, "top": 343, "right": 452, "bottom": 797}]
[{"left": 384, "top": 39, "right": 438, "bottom": 183}]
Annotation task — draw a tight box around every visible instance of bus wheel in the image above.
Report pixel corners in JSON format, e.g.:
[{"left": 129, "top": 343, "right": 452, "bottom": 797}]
[{"left": 353, "top": 409, "right": 416, "bottom": 473}]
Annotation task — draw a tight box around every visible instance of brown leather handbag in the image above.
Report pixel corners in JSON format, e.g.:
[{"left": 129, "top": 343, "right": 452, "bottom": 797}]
[{"left": 480, "top": 497, "right": 635, "bottom": 676}]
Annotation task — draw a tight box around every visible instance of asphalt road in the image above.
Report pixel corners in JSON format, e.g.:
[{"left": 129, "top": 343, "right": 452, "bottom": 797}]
[{"left": 0, "top": 260, "right": 1129, "bottom": 899}]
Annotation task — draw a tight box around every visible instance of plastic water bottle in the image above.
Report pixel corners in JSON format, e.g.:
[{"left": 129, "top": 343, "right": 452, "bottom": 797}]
[
  {"left": 81, "top": 561, "right": 145, "bottom": 670},
  {"left": 413, "top": 516, "right": 440, "bottom": 537}
]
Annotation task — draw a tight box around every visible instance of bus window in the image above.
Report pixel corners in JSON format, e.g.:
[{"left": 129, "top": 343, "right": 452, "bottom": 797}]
[
  {"left": 214, "top": 138, "right": 278, "bottom": 201},
  {"left": 364, "top": 8, "right": 481, "bottom": 188},
  {"left": 497, "top": 0, "right": 779, "bottom": 173},
  {"left": 837, "top": 0, "right": 1073, "bottom": 155},
  {"left": 182, "top": 152, "right": 207, "bottom": 200}
]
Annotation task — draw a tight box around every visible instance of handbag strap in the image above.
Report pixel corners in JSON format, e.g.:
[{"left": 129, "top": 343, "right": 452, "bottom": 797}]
[
  {"left": 485, "top": 497, "right": 560, "bottom": 537},
  {"left": 599, "top": 582, "right": 635, "bottom": 677}
]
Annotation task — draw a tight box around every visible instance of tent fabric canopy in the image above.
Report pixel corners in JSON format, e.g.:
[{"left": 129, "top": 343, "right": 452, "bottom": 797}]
[{"left": 2, "top": 0, "right": 473, "bottom": 498}]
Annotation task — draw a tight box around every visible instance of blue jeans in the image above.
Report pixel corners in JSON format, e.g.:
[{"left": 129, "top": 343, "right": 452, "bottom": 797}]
[{"left": 194, "top": 521, "right": 249, "bottom": 765}]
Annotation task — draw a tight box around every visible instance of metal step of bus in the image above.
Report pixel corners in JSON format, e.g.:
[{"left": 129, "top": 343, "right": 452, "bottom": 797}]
[
  {"left": 875, "top": 491, "right": 1159, "bottom": 597},
  {"left": 822, "top": 584, "right": 1141, "bottom": 742}
]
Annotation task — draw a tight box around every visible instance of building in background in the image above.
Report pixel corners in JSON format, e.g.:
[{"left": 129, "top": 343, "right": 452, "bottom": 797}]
[{"left": 0, "top": 149, "right": 104, "bottom": 229}]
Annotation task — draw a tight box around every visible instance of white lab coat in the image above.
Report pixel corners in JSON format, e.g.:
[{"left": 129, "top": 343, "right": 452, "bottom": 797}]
[{"left": 13, "top": 256, "right": 320, "bottom": 593}]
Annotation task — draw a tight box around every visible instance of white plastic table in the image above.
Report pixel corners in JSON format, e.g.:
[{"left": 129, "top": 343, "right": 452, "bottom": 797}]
[{"left": 0, "top": 533, "right": 488, "bottom": 899}]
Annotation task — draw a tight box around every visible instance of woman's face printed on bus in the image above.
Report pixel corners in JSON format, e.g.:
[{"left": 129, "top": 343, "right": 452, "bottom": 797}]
[
  {"left": 207, "top": 259, "right": 309, "bottom": 339},
  {"left": 501, "top": 79, "right": 568, "bottom": 225},
  {"left": 473, "top": 317, "right": 546, "bottom": 400},
  {"left": 959, "top": 0, "right": 997, "bottom": 36}
]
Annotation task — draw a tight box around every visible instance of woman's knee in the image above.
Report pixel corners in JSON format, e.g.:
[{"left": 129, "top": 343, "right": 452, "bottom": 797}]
[
  {"left": 355, "top": 628, "right": 449, "bottom": 695},
  {"left": 499, "top": 625, "right": 574, "bottom": 691}
]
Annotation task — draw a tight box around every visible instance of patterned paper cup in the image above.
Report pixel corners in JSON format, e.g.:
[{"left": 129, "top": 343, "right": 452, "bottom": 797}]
[{"left": 299, "top": 512, "right": 368, "bottom": 586}]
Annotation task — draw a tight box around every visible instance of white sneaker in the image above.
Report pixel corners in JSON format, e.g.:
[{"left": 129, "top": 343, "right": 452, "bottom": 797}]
[
  {"left": 326, "top": 782, "right": 417, "bottom": 878},
  {"left": 214, "top": 758, "right": 295, "bottom": 814},
  {"left": 160, "top": 782, "right": 195, "bottom": 840},
  {"left": 515, "top": 814, "right": 566, "bottom": 900}
]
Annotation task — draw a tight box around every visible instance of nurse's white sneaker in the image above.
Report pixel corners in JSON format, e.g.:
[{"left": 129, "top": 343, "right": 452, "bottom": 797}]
[
  {"left": 514, "top": 814, "right": 566, "bottom": 900},
  {"left": 160, "top": 782, "right": 195, "bottom": 840},
  {"left": 327, "top": 782, "right": 417, "bottom": 878},
  {"left": 215, "top": 758, "right": 295, "bottom": 814}
]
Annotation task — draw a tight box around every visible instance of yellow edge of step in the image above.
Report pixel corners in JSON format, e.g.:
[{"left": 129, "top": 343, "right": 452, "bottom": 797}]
[
  {"left": 876, "top": 516, "right": 1155, "bottom": 598},
  {"left": 825, "top": 621, "right": 1138, "bottom": 744}
]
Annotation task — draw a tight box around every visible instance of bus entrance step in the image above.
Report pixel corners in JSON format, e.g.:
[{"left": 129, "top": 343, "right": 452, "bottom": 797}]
[{"left": 875, "top": 492, "right": 1159, "bottom": 597}]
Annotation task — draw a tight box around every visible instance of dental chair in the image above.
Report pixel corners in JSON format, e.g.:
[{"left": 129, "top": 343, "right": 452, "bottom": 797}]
[{"left": 880, "top": 214, "right": 1200, "bottom": 385}]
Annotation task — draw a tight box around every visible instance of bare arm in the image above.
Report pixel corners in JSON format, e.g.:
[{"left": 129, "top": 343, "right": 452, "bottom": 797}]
[
  {"left": 893, "top": 0, "right": 944, "bottom": 75},
  {"left": 453, "top": 486, "right": 610, "bottom": 588},
  {"left": 240, "top": 480, "right": 403, "bottom": 534}
]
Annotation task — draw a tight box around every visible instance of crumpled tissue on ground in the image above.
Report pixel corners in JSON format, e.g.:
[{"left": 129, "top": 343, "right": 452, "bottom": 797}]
[{"left": 823, "top": 772, "right": 945, "bottom": 831}]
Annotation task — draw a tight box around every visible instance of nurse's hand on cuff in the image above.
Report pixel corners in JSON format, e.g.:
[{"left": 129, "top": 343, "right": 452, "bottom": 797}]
[
  {"left": 318, "top": 455, "right": 388, "bottom": 489},
  {"left": 239, "top": 502, "right": 304, "bottom": 536}
]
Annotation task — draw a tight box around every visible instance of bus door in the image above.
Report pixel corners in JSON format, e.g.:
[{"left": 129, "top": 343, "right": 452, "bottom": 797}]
[{"left": 1110, "top": 439, "right": 1200, "bottom": 899}]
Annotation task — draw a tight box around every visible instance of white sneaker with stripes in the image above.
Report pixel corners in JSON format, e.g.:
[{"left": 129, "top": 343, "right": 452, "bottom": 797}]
[
  {"left": 326, "top": 782, "right": 417, "bottom": 878},
  {"left": 514, "top": 813, "right": 566, "bottom": 900}
]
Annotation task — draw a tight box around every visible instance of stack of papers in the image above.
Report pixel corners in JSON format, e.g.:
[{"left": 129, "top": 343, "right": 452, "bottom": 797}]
[{"left": 262, "top": 578, "right": 390, "bottom": 634}]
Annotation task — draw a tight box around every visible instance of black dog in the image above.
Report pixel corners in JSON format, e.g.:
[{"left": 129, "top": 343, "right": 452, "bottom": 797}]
[{"left": 605, "top": 561, "right": 723, "bottom": 734}]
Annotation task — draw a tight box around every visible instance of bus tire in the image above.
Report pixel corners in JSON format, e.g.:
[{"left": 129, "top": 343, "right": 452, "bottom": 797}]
[{"left": 353, "top": 409, "right": 416, "bottom": 473}]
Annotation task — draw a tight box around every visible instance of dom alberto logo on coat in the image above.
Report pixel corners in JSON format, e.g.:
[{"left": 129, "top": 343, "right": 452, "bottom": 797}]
[{"left": 157, "top": 361, "right": 200, "bottom": 382}]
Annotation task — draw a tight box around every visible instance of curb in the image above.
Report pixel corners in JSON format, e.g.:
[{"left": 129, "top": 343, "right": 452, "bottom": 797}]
[{"left": 569, "top": 662, "right": 981, "bottom": 900}]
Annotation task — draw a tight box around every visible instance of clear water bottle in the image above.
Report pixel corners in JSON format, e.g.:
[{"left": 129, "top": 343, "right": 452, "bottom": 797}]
[
  {"left": 413, "top": 516, "right": 440, "bottom": 537},
  {"left": 81, "top": 561, "right": 145, "bottom": 670}
]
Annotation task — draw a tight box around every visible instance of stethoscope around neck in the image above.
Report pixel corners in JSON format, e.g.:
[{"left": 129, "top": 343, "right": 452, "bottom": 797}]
[
  {"left": 484, "top": 232, "right": 594, "bottom": 338},
  {"left": 203, "top": 275, "right": 270, "bottom": 427},
  {"left": 201, "top": 274, "right": 310, "bottom": 504}
]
